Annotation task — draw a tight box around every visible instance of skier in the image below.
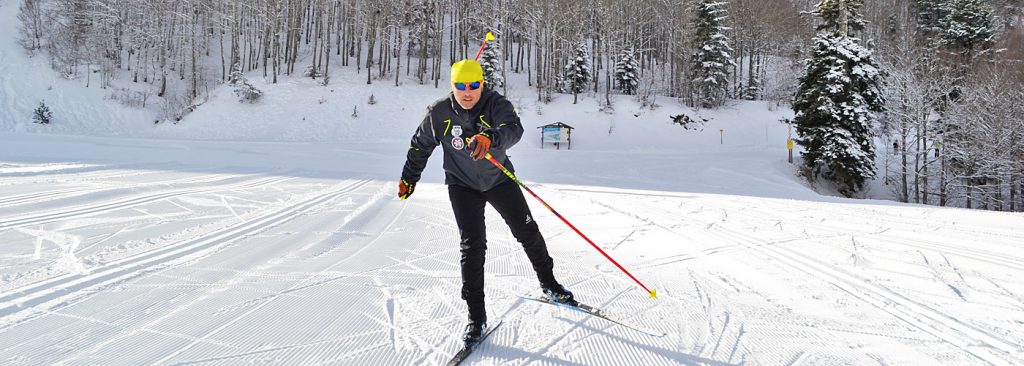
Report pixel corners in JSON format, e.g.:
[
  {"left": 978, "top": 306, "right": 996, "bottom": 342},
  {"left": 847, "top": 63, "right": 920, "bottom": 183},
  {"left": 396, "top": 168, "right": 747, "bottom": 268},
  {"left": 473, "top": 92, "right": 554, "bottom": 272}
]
[{"left": 398, "top": 59, "right": 576, "bottom": 346}]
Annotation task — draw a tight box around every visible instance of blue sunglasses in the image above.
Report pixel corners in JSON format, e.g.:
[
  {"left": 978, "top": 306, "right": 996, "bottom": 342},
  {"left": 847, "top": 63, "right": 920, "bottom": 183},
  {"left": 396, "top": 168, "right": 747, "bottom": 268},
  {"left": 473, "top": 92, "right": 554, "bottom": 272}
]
[{"left": 454, "top": 81, "right": 483, "bottom": 91}]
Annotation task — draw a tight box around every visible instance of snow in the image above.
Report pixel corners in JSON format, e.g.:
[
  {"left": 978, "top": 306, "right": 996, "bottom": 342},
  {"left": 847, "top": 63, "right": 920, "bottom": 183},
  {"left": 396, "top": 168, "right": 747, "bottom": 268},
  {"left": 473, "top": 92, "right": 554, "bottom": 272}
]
[{"left": 2, "top": 2, "right": 1024, "bottom": 366}]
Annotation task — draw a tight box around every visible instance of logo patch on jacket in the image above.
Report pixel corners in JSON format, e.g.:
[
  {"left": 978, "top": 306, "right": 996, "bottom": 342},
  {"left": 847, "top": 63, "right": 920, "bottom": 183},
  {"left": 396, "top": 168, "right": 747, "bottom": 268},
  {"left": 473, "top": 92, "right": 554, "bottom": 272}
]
[
  {"left": 452, "top": 125, "right": 463, "bottom": 137},
  {"left": 452, "top": 136, "right": 465, "bottom": 150}
]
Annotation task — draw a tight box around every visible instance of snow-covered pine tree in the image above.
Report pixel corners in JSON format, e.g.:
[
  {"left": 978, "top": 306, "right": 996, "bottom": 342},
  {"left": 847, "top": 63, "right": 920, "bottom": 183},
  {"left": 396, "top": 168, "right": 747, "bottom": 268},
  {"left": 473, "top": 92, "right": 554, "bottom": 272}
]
[
  {"left": 792, "top": 0, "right": 885, "bottom": 197},
  {"left": 479, "top": 40, "right": 504, "bottom": 90},
  {"left": 229, "top": 62, "right": 263, "bottom": 103},
  {"left": 940, "top": 0, "right": 995, "bottom": 58},
  {"left": 614, "top": 47, "right": 640, "bottom": 95},
  {"left": 813, "top": 0, "right": 867, "bottom": 33},
  {"left": 690, "top": 0, "right": 735, "bottom": 108},
  {"left": 33, "top": 100, "right": 52, "bottom": 124},
  {"left": 563, "top": 40, "right": 592, "bottom": 104},
  {"left": 916, "top": 0, "right": 951, "bottom": 33}
]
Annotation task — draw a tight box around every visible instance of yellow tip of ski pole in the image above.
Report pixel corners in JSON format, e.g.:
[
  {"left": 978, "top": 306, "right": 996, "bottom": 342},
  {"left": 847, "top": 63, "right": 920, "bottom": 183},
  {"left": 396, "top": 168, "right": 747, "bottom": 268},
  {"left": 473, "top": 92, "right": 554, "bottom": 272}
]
[
  {"left": 649, "top": 289, "right": 657, "bottom": 298},
  {"left": 486, "top": 32, "right": 495, "bottom": 41}
]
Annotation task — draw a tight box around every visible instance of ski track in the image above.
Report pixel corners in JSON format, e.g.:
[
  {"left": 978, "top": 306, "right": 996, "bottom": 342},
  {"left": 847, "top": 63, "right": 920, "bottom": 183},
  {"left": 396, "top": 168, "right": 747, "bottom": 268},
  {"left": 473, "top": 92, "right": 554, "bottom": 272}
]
[
  {"left": 0, "top": 179, "right": 372, "bottom": 321},
  {"left": 697, "top": 211, "right": 1022, "bottom": 365},
  {"left": 551, "top": 186, "right": 1024, "bottom": 366},
  {"left": 0, "top": 175, "right": 461, "bottom": 366},
  {"left": 2, "top": 166, "right": 1022, "bottom": 365},
  {"left": 0, "top": 165, "right": 149, "bottom": 183},
  {"left": 0, "top": 175, "right": 294, "bottom": 231},
  {"left": 0, "top": 172, "right": 235, "bottom": 208},
  {"left": 0, "top": 178, "right": 394, "bottom": 366}
]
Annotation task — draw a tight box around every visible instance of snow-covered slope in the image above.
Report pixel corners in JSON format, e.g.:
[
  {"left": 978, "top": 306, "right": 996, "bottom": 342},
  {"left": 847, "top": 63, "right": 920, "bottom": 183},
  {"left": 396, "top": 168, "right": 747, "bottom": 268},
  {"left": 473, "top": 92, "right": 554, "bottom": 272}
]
[
  {"left": 2, "top": 1, "right": 1024, "bottom": 365},
  {"left": 2, "top": 141, "right": 1023, "bottom": 365}
]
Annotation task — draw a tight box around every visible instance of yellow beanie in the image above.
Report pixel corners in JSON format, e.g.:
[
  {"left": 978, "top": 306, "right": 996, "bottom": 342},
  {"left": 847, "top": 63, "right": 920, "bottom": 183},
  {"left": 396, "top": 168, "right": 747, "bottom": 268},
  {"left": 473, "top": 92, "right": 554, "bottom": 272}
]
[{"left": 450, "top": 59, "right": 484, "bottom": 83}]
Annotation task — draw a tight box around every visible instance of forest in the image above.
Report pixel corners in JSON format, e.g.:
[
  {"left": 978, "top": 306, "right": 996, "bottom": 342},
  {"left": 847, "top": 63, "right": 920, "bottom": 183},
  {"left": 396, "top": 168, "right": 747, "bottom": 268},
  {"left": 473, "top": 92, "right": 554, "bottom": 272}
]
[{"left": 15, "top": 0, "right": 1024, "bottom": 211}]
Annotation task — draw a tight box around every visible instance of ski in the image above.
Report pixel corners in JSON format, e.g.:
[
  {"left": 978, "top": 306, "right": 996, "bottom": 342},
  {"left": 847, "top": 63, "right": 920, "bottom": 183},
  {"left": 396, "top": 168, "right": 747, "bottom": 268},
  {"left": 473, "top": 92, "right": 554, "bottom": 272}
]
[
  {"left": 445, "top": 320, "right": 503, "bottom": 366},
  {"left": 521, "top": 295, "right": 666, "bottom": 338}
]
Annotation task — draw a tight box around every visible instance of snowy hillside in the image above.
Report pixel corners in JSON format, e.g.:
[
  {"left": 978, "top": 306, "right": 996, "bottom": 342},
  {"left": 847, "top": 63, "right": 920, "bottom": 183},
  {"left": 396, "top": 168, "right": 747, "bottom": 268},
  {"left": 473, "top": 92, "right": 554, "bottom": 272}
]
[{"left": 3, "top": 1, "right": 1024, "bottom": 366}]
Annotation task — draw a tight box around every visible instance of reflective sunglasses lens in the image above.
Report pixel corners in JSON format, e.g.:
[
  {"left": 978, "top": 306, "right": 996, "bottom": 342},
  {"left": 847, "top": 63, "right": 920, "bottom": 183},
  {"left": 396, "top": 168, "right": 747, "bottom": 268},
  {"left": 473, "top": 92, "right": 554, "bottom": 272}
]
[{"left": 469, "top": 81, "right": 482, "bottom": 90}]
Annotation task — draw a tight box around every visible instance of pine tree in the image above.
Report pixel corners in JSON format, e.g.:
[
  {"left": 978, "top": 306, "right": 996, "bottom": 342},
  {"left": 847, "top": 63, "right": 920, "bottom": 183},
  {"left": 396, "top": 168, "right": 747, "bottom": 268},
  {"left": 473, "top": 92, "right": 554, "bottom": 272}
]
[
  {"left": 229, "top": 62, "right": 263, "bottom": 104},
  {"left": 813, "top": 0, "right": 867, "bottom": 34},
  {"left": 792, "top": 0, "right": 885, "bottom": 196},
  {"left": 917, "top": 0, "right": 951, "bottom": 33},
  {"left": 563, "top": 40, "right": 592, "bottom": 104},
  {"left": 33, "top": 100, "right": 52, "bottom": 124},
  {"left": 690, "top": 0, "right": 735, "bottom": 108},
  {"left": 614, "top": 47, "right": 640, "bottom": 95},
  {"left": 940, "top": 0, "right": 995, "bottom": 57},
  {"left": 479, "top": 40, "right": 504, "bottom": 90}
]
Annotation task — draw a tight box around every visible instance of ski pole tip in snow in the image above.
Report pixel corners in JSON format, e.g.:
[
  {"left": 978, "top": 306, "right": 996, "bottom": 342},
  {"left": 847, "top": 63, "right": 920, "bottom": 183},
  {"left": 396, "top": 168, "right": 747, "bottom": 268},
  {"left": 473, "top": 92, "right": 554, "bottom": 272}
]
[
  {"left": 486, "top": 32, "right": 495, "bottom": 41},
  {"left": 649, "top": 289, "right": 657, "bottom": 298}
]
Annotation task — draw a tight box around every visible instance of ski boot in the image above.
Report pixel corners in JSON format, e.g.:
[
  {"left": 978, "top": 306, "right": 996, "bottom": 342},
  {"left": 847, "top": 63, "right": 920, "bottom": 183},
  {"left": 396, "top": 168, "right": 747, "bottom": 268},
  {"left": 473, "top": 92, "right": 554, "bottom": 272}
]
[
  {"left": 542, "top": 283, "right": 578, "bottom": 306},
  {"left": 462, "top": 319, "right": 487, "bottom": 347}
]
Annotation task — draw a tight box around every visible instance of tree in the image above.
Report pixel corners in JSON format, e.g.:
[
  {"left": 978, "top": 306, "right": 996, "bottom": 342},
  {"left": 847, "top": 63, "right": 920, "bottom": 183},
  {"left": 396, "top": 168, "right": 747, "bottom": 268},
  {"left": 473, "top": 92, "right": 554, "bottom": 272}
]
[
  {"left": 879, "top": 41, "right": 956, "bottom": 205},
  {"left": 33, "top": 101, "right": 53, "bottom": 124},
  {"left": 479, "top": 39, "right": 504, "bottom": 90},
  {"left": 690, "top": 0, "right": 735, "bottom": 108},
  {"left": 563, "top": 40, "right": 592, "bottom": 104},
  {"left": 230, "top": 62, "right": 263, "bottom": 103},
  {"left": 408, "top": 0, "right": 437, "bottom": 84},
  {"left": 741, "top": 68, "right": 761, "bottom": 100},
  {"left": 614, "top": 47, "right": 639, "bottom": 95},
  {"left": 792, "top": 0, "right": 885, "bottom": 197},
  {"left": 17, "top": 0, "right": 45, "bottom": 53},
  {"left": 940, "top": 0, "right": 995, "bottom": 59},
  {"left": 943, "top": 67, "right": 1022, "bottom": 210},
  {"left": 917, "top": 0, "right": 951, "bottom": 34},
  {"left": 48, "top": 0, "right": 92, "bottom": 77},
  {"left": 812, "top": 0, "right": 866, "bottom": 34}
]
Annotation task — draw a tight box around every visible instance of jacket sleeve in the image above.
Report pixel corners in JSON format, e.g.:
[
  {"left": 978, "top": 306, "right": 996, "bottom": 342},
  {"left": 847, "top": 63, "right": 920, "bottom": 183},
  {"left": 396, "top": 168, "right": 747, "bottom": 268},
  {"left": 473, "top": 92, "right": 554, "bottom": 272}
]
[
  {"left": 483, "top": 97, "right": 524, "bottom": 150},
  {"left": 401, "top": 108, "right": 439, "bottom": 185}
]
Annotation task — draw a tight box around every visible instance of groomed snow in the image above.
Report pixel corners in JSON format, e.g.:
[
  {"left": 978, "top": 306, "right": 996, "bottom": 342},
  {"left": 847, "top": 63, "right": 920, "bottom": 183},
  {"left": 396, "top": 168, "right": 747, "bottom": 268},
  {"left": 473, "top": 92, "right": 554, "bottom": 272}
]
[{"left": 2, "top": 1, "right": 1024, "bottom": 365}]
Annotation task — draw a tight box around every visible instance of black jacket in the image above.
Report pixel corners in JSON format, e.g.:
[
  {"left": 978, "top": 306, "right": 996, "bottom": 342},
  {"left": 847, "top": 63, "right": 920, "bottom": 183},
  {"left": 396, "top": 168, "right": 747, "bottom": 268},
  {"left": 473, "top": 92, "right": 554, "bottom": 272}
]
[{"left": 401, "top": 89, "right": 524, "bottom": 192}]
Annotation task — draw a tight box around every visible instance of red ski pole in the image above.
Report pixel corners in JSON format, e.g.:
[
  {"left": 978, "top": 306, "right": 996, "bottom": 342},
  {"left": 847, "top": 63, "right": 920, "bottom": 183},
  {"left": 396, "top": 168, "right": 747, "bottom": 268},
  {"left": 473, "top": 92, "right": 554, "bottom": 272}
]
[{"left": 483, "top": 153, "right": 657, "bottom": 298}]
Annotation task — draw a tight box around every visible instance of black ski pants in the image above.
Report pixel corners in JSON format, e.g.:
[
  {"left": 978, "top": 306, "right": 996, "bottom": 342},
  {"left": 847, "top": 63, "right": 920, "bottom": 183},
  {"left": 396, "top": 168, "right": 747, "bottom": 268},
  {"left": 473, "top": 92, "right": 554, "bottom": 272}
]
[{"left": 448, "top": 179, "right": 557, "bottom": 322}]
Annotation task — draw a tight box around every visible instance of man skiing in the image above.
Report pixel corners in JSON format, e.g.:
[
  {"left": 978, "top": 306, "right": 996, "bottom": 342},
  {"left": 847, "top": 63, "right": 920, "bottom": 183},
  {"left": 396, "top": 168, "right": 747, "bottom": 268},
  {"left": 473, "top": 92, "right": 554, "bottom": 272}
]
[{"left": 398, "top": 59, "right": 576, "bottom": 346}]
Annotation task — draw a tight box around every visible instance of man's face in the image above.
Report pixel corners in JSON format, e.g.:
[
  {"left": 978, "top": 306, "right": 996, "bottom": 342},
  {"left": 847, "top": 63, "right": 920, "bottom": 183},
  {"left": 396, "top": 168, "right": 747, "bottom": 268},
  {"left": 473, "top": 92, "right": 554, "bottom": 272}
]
[{"left": 452, "top": 81, "right": 483, "bottom": 110}]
